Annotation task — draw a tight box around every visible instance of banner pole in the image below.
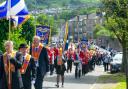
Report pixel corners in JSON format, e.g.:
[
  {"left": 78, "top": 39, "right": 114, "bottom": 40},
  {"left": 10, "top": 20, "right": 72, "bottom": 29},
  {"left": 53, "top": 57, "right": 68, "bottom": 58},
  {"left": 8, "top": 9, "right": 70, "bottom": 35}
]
[
  {"left": 48, "top": 26, "right": 51, "bottom": 45},
  {"left": 8, "top": 0, "right": 11, "bottom": 40},
  {"left": 8, "top": 0, "right": 12, "bottom": 89},
  {"left": 34, "top": 0, "right": 37, "bottom": 36}
]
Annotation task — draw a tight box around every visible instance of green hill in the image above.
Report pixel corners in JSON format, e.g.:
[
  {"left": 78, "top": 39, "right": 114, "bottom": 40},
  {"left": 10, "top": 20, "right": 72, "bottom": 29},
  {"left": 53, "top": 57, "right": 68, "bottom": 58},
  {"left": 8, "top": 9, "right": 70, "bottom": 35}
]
[
  {"left": 25, "top": 0, "right": 100, "bottom": 10},
  {"left": 0, "top": 0, "right": 100, "bottom": 11}
]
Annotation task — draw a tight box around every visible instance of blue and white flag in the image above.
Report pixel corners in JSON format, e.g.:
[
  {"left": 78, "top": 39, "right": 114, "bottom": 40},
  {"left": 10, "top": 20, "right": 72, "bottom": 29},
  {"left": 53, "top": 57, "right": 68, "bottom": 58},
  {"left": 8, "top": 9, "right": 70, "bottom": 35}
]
[
  {"left": 12, "top": 15, "right": 30, "bottom": 27},
  {"left": 0, "top": 1, "right": 7, "bottom": 18},
  {"left": 0, "top": 0, "right": 29, "bottom": 18}
]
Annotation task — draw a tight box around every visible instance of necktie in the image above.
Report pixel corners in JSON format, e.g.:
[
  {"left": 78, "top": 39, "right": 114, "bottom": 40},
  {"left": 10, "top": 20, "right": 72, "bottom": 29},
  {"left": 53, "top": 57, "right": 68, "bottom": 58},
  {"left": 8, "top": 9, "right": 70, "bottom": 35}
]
[
  {"left": 23, "top": 56, "right": 25, "bottom": 63},
  {"left": 35, "top": 47, "right": 38, "bottom": 52}
]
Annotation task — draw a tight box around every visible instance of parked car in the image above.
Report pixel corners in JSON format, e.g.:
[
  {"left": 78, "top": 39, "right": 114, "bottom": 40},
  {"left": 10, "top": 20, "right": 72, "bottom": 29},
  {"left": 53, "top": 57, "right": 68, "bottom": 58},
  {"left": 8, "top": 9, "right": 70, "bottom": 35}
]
[{"left": 110, "top": 52, "right": 122, "bottom": 73}]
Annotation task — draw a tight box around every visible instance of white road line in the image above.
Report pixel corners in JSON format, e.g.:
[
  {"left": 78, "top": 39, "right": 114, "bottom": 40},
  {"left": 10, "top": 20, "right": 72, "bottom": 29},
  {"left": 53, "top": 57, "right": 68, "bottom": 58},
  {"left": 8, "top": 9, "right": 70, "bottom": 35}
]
[{"left": 90, "top": 82, "right": 97, "bottom": 89}]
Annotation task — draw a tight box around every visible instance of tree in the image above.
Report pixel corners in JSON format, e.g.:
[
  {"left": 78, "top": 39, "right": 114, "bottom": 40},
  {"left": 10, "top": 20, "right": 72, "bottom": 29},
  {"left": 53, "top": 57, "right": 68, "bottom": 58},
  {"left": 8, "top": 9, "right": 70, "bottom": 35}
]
[
  {"left": 101, "top": 0, "right": 128, "bottom": 88},
  {"left": 21, "top": 16, "right": 35, "bottom": 44},
  {"left": 0, "top": 19, "right": 9, "bottom": 52},
  {"left": 10, "top": 28, "right": 26, "bottom": 50},
  {"left": 93, "top": 24, "right": 115, "bottom": 39},
  {"left": 0, "top": 19, "right": 28, "bottom": 51}
]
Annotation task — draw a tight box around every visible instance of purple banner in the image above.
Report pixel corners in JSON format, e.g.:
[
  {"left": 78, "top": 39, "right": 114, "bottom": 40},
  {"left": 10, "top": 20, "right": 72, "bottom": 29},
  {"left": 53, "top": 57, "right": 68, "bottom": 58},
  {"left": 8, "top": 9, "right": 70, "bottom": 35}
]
[{"left": 36, "top": 25, "right": 50, "bottom": 44}]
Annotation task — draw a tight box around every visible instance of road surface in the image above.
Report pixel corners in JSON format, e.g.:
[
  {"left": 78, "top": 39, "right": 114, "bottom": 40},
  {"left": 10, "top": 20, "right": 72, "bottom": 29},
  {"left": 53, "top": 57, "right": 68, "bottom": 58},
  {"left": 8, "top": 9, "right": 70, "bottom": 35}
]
[{"left": 32, "top": 65, "right": 105, "bottom": 89}]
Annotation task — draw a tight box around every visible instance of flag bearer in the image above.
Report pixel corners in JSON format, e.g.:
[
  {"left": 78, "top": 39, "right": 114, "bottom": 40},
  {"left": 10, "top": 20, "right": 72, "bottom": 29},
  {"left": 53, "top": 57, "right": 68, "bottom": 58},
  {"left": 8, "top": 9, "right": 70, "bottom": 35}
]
[{"left": 0, "top": 41, "right": 23, "bottom": 89}]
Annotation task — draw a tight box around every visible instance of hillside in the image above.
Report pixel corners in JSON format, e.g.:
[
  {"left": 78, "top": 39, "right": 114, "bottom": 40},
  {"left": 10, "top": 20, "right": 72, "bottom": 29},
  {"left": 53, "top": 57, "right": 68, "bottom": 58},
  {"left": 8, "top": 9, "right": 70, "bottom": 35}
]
[{"left": 25, "top": 0, "right": 100, "bottom": 10}]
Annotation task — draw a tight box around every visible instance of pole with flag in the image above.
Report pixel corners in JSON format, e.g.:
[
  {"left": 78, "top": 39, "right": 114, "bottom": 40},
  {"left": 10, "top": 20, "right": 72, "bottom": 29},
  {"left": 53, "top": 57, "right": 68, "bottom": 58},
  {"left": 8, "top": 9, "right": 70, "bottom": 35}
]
[
  {"left": 0, "top": 0, "right": 30, "bottom": 39},
  {"left": 63, "top": 21, "right": 69, "bottom": 51},
  {"left": 48, "top": 27, "right": 51, "bottom": 45},
  {"left": 8, "top": 0, "right": 11, "bottom": 89},
  {"left": 8, "top": 0, "right": 11, "bottom": 40},
  {"left": 0, "top": 0, "right": 29, "bottom": 89}
]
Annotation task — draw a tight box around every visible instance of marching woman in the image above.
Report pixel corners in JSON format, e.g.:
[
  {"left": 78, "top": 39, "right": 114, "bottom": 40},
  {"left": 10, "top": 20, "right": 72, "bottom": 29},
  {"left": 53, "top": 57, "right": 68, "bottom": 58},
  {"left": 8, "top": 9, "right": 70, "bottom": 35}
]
[
  {"left": 48, "top": 47, "right": 55, "bottom": 75},
  {"left": 67, "top": 48, "right": 73, "bottom": 73},
  {"left": 0, "top": 41, "right": 23, "bottom": 89},
  {"left": 79, "top": 44, "right": 89, "bottom": 76},
  {"left": 55, "top": 46, "right": 66, "bottom": 88}
]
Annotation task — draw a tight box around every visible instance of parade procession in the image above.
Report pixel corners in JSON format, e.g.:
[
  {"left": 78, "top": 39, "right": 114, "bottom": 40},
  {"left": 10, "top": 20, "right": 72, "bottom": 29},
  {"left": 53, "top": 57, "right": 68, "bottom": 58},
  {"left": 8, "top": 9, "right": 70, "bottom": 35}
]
[{"left": 0, "top": 0, "right": 126, "bottom": 89}]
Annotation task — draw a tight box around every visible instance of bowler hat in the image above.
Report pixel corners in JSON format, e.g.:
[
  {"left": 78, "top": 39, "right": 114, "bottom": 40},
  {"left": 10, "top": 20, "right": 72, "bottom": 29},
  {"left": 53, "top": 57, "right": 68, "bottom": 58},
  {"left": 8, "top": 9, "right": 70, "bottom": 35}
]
[{"left": 19, "top": 43, "right": 28, "bottom": 49}]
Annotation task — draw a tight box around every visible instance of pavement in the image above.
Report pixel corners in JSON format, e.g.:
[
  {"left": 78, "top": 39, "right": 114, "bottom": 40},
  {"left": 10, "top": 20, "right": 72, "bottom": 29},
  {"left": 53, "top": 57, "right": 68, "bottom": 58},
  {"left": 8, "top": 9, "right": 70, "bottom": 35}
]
[{"left": 32, "top": 65, "right": 106, "bottom": 89}]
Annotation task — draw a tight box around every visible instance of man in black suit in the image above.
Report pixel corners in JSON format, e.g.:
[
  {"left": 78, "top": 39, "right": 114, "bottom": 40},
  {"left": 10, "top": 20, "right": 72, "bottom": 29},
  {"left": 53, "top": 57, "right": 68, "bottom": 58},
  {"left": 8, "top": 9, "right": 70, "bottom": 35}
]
[
  {"left": 0, "top": 41, "right": 23, "bottom": 89},
  {"left": 30, "top": 36, "right": 49, "bottom": 89},
  {"left": 19, "top": 43, "right": 36, "bottom": 89}
]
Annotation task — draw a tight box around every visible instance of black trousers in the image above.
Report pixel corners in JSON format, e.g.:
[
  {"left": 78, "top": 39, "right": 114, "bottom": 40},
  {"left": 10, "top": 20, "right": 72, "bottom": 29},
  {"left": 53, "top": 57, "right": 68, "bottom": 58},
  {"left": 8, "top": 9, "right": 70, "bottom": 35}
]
[
  {"left": 22, "top": 75, "right": 31, "bottom": 89},
  {"left": 82, "top": 64, "right": 89, "bottom": 75},
  {"left": 50, "top": 64, "right": 54, "bottom": 75},
  {"left": 104, "top": 63, "right": 109, "bottom": 71},
  {"left": 67, "top": 60, "right": 72, "bottom": 73},
  {"left": 34, "top": 69, "right": 45, "bottom": 89}
]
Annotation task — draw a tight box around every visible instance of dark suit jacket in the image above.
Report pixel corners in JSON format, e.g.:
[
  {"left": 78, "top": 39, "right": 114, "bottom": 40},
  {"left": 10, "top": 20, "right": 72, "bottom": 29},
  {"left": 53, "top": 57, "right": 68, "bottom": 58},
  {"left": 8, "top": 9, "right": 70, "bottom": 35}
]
[
  {"left": 0, "top": 52, "right": 23, "bottom": 89},
  {"left": 30, "top": 46, "right": 49, "bottom": 76},
  {"left": 21, "top": 57, "right": 36, "bottom": 89}
]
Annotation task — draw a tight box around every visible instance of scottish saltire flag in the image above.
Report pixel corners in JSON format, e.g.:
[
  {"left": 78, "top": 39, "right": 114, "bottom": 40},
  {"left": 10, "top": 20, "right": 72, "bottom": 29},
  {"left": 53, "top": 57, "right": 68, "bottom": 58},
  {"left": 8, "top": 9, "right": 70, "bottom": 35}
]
[
  {"left": 12, "top": 15, "right": 30, "bottom": 27},
  {"left": 0, "top": 1, "right": 7, "bottom": 18},
  {"left": 7, "top": 0, "right": 29, "bottom": 16},
  {"left": 0, "top": 0, "right": 29, "bottom": 18}
]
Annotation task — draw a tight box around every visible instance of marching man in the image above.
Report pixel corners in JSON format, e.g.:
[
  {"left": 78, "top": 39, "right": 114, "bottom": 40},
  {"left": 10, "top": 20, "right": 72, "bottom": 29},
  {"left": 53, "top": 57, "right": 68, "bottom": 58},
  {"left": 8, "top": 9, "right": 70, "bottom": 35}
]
[
  {"left": 19, "top": 43, "right": 36, "bottom": 89},
  {"left": 30, "top": 36, "right": 49, "bottom": 89}
]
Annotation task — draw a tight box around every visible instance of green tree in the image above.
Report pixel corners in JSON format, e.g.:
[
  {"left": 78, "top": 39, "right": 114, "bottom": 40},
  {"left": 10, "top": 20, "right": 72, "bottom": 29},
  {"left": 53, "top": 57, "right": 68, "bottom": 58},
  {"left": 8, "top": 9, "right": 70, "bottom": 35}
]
[
  {"left": 10, "top": 28, "right": 26, "bottom": 50},
  {"left": 0, "top": 19, "right": 27, "bottom": 51},
  {"left": 0, "top": 19, "right": 9, "bottom": 52},
  {"left": 101, "top": 0, "right": 128, "bottom": 88},
  {"left": 93, "top": 24, "right": 115, "bottom": 38},
  {"left": 21, "top": 16, "right": 35, "bottom": 44}
]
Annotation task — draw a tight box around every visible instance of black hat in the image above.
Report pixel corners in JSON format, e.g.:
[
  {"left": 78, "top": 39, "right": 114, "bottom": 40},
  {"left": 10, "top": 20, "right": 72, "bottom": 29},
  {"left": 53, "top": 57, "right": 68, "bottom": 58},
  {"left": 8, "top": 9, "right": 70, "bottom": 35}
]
[{"left": 19, "top": 43, "right": 28, "bottom": 49}]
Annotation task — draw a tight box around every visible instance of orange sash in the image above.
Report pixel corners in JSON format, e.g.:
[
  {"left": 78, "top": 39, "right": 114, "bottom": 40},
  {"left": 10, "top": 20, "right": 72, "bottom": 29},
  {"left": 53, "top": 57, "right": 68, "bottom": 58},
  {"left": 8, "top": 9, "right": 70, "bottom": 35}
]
[
  {"left": 3, "top": 51, "right": 16, "bottom": 75},
  {"left": 20, "top": 54, "right": 31, "bottom": 74},
  {"left": 3, "top": 51, "right": 16, "bottom": 89},
  {"left": 32, "top": 43, "right": 43, "bottom": 61},
  {"left": 57, "top": 56, "right": 63, "bottom": 65}
]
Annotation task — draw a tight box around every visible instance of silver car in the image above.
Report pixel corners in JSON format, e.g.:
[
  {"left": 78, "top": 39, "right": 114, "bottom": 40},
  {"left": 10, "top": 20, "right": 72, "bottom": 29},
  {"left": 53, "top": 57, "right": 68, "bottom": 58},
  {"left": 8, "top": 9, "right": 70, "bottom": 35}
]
[{"left": 110, "top": 52, "right": 122, "bottom": 73}]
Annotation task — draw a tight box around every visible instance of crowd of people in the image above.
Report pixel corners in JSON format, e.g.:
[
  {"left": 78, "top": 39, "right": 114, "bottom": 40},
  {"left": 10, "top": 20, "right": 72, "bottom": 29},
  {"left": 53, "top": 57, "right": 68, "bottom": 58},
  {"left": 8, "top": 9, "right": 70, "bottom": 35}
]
[{"left": 0, "top": 36, "right": 113, "bottom": 89}]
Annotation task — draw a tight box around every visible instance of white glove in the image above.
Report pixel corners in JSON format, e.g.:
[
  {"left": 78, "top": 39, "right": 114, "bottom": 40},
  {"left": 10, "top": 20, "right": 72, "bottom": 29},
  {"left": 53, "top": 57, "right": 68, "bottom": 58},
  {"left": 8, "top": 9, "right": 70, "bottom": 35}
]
[{"left": 31, "top": 78, "right": 36, "bottom": 84}]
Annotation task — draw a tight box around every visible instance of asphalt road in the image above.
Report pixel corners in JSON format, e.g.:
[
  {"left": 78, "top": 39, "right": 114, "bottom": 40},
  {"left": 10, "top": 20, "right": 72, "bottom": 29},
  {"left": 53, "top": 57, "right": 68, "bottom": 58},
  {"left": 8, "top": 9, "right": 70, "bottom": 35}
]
[{"left": 32, "top": 65, "right": 105, "bottom": 89}]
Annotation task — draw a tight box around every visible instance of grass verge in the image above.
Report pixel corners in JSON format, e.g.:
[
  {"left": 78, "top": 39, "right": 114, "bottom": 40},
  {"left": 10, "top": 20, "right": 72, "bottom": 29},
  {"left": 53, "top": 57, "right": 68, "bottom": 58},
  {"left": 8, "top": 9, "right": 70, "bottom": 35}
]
[{"left": 97, "top": 73, "right": 126, "bottom": 89}]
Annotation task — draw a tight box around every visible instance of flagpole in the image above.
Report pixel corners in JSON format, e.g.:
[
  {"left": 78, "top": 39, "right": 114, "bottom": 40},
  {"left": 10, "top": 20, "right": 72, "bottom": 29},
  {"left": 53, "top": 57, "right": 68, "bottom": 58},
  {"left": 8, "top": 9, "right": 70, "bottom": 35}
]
[
  {"left": 8, "top": 0, "right": 11, "bottom": 40},
  {"left": 8, "top": 0, "right": 12, "bottom": 89},
  {"left": 9, "top": 16, "right": 11, "bottom": 40},
  {"left": 34, "top": 0, "right": 37, "bottom": 36}
]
